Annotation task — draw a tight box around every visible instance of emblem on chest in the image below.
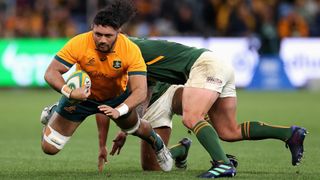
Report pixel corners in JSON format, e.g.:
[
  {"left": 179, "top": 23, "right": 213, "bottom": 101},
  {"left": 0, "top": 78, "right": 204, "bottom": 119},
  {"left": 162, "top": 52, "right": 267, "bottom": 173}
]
[{"left": 113, "top": 60, "right": 122, "bottom": 69}]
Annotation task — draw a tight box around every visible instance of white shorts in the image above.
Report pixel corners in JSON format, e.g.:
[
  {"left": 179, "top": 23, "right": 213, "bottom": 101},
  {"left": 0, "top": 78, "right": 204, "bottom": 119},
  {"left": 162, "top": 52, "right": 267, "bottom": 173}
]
[
  {"left": 185, "top": 51, "right": 237, "bottom": 98},
  {"left": 142, "top": 85, "right": 183, "bottom": 129}
]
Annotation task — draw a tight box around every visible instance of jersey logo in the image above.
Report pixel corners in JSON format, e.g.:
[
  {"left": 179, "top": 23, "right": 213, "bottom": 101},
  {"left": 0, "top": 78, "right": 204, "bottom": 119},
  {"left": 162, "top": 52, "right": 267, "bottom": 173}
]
[
  {"left": 113, "top": 60, "right": 122, "bottom": 69},
  {"left": 64, "top": 106, "right": 76, "bottom": 113},
  {"left": 206, "top": 77, "right": 222, "bottom": 85},
  {"left": 86, "top": 58, "right": 95, "bottom": 66}
]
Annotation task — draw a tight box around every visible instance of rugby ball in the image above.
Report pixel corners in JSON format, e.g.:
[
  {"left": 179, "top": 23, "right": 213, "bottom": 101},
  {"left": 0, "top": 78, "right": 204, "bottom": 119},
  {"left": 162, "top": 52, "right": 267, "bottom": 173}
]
[{"left": 66, "top": 70, "right": 91, "bottom": 91}]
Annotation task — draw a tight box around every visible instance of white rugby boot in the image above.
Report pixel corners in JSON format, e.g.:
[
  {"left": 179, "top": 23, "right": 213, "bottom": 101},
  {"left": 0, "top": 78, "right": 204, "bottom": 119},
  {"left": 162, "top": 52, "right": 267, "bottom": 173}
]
[
  {"left": 156, "top": 144, "right": 173, "bottom": 172},
  {"left": 40, "top": 103, "right": 58, "bottom": 125}
]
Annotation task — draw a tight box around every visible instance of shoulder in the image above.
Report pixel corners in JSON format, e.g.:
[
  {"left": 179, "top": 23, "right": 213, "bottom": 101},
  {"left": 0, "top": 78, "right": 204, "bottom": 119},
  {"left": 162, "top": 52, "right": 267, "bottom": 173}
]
[
  {"left": 118, "top": 34, "right": 141, "bottom": 52},
  {"left": 68, "top": 31, "right": 92, "bottom": 44}
]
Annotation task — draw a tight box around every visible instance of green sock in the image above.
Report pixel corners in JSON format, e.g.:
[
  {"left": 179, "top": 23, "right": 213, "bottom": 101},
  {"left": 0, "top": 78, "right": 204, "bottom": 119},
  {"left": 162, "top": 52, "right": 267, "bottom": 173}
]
[
  {"left": 241, "top": 121, "right": 292, "bottom": 141},
  {"left": 192, "top": 121, "right": 230, "bottom": 164},
  {"left": 169, "top": 143, "right": 186, "bottom": 159},
  {"left": 138, "top": 130, "right": 164, "bottom": 152}
]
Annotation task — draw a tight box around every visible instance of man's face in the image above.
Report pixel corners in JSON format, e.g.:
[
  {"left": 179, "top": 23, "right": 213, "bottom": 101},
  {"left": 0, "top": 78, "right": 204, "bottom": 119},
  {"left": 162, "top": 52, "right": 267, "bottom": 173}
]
[{"left": 92, "top": 24, "right": 118, "bottom": 53}]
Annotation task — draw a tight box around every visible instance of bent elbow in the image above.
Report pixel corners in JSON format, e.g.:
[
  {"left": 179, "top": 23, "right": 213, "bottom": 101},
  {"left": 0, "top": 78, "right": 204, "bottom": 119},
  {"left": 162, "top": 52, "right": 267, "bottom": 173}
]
[{"left": 44, "top": 72, "right": 50, "bottom": 83}]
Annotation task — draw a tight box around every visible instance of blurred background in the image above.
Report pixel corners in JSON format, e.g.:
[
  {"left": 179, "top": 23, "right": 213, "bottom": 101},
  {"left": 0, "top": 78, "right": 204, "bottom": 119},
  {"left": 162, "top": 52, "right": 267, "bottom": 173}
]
[{"left": 0, "top": 0, "right": 320, "bottom": 90}]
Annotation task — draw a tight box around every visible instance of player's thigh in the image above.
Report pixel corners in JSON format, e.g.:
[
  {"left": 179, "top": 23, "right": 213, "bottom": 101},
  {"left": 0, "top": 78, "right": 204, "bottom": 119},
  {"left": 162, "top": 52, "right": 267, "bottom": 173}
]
[
  {"left": 182, "top": 87, "right": 219, "bottom": 128},
  {"left": 209, "top": 97, "right": 241, "bottom": 141},
  {"left": 183, "top": 87, "right": 219, "bottom": 113},
  {"left": 141, "top": 127, "right": 171, "bottom": 171},
  {"left": 183, "top": 51, "right": 233, "bottom": 119},
  {"left": 47, "top": 112, "right": 82, "bottom": 135}
]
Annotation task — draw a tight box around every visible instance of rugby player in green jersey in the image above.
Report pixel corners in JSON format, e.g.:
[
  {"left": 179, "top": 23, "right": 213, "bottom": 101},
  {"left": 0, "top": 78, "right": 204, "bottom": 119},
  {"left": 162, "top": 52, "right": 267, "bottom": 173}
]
[{"left": 108, "top": 81, "right": 306, "bottom": 175}]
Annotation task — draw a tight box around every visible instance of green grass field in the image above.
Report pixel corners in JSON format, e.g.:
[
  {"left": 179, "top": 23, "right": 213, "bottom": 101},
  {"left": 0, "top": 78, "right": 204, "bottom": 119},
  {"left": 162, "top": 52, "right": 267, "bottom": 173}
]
[{"left": 0, "top": 89, "right": 319, "bottom": 179}]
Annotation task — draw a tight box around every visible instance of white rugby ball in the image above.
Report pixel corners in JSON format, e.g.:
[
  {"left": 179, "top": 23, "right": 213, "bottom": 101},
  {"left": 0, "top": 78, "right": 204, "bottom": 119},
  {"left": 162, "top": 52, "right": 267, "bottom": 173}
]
[{"left": 66, "top": 70, "right": 91, "bottom": 91}]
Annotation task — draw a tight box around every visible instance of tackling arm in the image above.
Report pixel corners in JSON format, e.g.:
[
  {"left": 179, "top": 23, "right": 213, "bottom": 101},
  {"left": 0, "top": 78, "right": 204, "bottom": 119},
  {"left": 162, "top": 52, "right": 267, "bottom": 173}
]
[{"left": 96, "top": 113, "right": 110, "bottom": 172}]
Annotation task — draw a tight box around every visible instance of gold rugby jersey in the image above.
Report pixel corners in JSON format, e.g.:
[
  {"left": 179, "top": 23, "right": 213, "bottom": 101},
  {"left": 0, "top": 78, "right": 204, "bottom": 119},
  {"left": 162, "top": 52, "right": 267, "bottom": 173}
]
[{"left": 55, "top": 32, "right": 146, "bottom": 101}]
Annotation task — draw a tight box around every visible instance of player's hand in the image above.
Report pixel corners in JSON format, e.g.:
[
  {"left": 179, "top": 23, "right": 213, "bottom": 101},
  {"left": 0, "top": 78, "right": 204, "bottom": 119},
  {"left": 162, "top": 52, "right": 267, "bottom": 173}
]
[
  {"left": 98, "top": 146, "right": 108, "bottom": 172},
  {"left": 70, "top": 86, "right": 91, "bottom": 101},
  {"left": 98, "top": 105, "right": 120, "bottom": 119},
  {"left": 110, "top": 131, "right": 127, "bottom": 155}
]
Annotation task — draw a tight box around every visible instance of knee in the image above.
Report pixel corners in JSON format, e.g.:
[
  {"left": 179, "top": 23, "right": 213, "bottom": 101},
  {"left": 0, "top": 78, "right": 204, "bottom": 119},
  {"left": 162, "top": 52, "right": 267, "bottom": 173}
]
[
  {"left": 216, "top": 125, "right": 241, "bottom": 142},
  {"left": 41, "top": 125, "right": 70, "bottom": 155},
  {"left": 41, "top": 141, "right": 60, "bottom": 155},
  {"left": 182, "top": 113, "right": 205, "bottom": 130}
]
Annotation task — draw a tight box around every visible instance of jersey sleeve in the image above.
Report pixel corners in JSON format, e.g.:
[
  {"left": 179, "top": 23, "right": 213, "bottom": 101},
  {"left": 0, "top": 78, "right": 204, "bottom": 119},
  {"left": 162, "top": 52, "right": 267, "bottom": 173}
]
[
  {"left": 126, "top": 42, "right": 147, "bottom": 76},
  {"left": 55, "top": 36, "right": 81, "bottom": 68}
]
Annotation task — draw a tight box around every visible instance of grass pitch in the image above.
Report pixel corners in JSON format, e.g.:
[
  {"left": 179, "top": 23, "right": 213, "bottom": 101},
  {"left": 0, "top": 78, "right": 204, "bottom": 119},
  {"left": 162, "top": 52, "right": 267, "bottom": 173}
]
[{"left": 0, "top": 89, "right": 319, "bottom": 179}]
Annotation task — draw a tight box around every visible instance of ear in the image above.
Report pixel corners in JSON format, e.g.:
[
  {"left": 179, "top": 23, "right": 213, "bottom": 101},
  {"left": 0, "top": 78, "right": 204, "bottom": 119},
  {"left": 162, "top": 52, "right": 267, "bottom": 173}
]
[{"left": 116, "top": 28, "right": 121, "bottom": 33}]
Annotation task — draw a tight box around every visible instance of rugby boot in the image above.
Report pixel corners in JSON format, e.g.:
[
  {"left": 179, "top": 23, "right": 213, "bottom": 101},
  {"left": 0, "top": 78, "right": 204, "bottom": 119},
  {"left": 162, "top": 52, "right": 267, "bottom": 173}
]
[
  {"left": 226, "top": 154, "right": 238, "bottom": 168},
  {"left": 156, "top": 144, "right": 174, "bottom": 172},
  {"left": 286, "top": 126, "right": 308, "bottom": 166},
  {"left": 40, "top": 103, "right": 58, "bottom": 125},
  {"left": 175, "top": 137, "right": 192, "bottom": 169},
  {"left": 197, "top": 161, "right": 236, "bottom": 178}
]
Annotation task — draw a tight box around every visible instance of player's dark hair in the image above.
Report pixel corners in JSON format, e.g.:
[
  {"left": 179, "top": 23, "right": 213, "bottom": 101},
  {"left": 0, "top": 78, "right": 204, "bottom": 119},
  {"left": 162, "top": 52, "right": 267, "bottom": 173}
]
[{"left": 93, "top": 0, "right": 137, "bottom": 29}]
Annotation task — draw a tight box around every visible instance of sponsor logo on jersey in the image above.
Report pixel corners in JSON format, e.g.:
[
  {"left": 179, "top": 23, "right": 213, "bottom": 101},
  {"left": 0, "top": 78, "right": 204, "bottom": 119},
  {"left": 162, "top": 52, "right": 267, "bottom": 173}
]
[
  {"left": 87, "top": 71, "right": 110, "bottom": 79},
  {"left": 86, "top": 58, "right": 95, "bottom": 66},
  {"left": 206, "top": 77, "right": 222, "bottom": 85},
  {"left": 64, "top": 106, "right": 76, "bottom": 113},
  {"left": 113, "top": 60, "right": 122, "bottom": 69}
]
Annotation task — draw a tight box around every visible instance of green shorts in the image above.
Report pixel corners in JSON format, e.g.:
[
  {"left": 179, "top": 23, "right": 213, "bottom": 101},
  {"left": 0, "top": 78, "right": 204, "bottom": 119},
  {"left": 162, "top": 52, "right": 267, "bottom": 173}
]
[{"left": 55, "top": 90, "right": 130, "bottom": 122}]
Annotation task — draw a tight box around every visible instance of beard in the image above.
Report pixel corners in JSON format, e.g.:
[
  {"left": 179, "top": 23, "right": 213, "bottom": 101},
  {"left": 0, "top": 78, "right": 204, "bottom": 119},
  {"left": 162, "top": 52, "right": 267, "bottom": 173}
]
[
  {"left": 97, "top": 43, "right": 110, "bottom": 53},
  {"left": 95, "top": 36, "right": 117, "bottom": 54}
]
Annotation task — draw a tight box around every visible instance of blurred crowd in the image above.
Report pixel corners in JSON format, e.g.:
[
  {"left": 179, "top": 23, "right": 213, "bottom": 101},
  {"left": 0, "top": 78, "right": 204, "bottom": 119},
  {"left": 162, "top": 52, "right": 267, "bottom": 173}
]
[{"left": 1, "top": 0, "right": 320, "bottom": 53}]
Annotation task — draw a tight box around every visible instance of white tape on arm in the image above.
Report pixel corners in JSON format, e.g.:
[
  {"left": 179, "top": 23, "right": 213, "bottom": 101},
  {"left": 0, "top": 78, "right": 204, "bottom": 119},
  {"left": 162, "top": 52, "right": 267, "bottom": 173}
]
[
  {"left": 115, "top": 103, "right": 129, "bottom": 116},
  {"left": 61, "top": 84, "right": 72, "bottom": 98}
]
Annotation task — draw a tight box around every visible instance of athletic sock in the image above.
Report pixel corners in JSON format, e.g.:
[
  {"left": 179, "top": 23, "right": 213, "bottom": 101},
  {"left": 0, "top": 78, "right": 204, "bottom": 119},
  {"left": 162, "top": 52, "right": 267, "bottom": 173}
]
[
  {"left": 169, "top": 143, "right": 186, "bottom": 159},
  {"left": 139, "top": 130, "right": 164, "bottom": 152},
  {"left": 241, "top": 121, "right": 292, "bottom": 141},
  {"left": 192, "top": 120, "right": 230, "bottom": 164}
]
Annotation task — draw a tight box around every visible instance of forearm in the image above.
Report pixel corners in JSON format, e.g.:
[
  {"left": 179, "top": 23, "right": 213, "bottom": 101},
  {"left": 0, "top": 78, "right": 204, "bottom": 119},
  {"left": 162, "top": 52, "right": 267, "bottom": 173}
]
[
  {"left": 119, "top": 75, "right": 147, "bottom": 111},
  {"left": 44, "top": 59, "right": 69, "bottom": 93},
  {"left": 135, "top": 86, "right": 153, "bottom": 117},
  {"left": 123, "top": 87, "right": 147, "bottom": 111},
  {"left": 96, "top": 114, "right": 110, "bottom": 149},
  {"left": 45, "top": 70, "right": 66, "bottom": 93}
]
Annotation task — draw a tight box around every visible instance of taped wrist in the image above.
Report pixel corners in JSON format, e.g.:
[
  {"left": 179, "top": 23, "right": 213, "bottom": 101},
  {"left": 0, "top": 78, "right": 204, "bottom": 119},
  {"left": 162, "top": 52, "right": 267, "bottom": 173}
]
[
  {"left": 115, "top": 103, "right": 129, "bottom": 116},
  {"left": 61, "top": 84, "right": 72, "bottom": 98}
]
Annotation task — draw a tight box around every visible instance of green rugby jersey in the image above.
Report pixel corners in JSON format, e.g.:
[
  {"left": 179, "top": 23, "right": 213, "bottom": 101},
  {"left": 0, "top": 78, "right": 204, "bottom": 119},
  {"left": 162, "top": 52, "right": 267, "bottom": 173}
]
[
  {"left": 129, "top": 37, "right": 208, "bottom": 84},
  {"left": 149, "top": 81, "right": 171, "bottom": 105}
]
